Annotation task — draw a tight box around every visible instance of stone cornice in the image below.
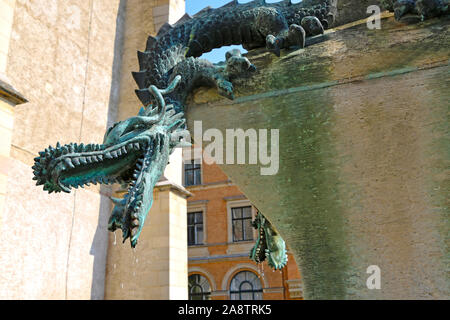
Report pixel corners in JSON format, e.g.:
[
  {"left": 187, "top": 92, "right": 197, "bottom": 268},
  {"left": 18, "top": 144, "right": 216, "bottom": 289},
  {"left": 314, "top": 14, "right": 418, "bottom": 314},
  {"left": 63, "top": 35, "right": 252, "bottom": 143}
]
[
  {"left": 0, "top": 78, "right": 28, "bottom": 105},
  {"left": 155, "top": 179, "right": 193, "bottom": 198}
]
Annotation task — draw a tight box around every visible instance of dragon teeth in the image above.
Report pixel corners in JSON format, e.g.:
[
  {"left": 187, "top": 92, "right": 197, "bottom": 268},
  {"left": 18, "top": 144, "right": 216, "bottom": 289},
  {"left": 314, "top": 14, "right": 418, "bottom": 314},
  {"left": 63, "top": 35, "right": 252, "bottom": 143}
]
[{"left": 65, "top": 158, "right": 75, "bottom": 169}]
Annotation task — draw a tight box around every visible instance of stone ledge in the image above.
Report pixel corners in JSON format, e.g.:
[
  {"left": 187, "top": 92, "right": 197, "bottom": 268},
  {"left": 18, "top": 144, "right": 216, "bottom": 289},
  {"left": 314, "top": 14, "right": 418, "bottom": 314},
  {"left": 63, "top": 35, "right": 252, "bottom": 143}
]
[
  {"left": 0, "top": 77, "right": 27, "bottom": 105},
  {"left": 155, "top": 179, "right": 193, "bottom": 198}
]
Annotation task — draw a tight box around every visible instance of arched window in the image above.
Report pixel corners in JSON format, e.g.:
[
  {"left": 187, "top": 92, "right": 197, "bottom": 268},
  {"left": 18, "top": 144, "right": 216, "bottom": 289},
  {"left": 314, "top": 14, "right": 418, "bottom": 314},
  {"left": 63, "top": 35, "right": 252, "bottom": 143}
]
[
  {"left": 188, "top": 274, "right": 211, "bottom": 300},
  {"left": 229, "top": 271, "right": 263, "bottom": 300}
]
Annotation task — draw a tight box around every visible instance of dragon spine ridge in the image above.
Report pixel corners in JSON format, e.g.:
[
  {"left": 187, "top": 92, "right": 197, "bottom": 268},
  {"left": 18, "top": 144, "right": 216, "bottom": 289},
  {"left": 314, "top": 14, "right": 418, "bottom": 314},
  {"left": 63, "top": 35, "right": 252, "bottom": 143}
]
[{"left": 133, "top": 0, "right": 336, "bottom": 108}]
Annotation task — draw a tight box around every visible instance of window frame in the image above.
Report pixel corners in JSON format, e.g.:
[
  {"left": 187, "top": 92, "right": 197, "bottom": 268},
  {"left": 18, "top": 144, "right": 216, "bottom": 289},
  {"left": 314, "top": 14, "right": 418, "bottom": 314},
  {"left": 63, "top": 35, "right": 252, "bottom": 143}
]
[
  {"left": 187, "top": 211, "right": 204, "bottom": 246},
  {"left": 231, "top": 206, "right": 254, "bottom": 242},
  {"left": 187, "top": 201, "right": 208, "bottom": 246},
  {"left": 226, "top": 200, "right": 257, "bottom": 244},
  {"left": 183, "top": 159, "right": 202, "bottom": 187},
  {"left": 188, "top": 274, "right": 212, "bottom": 300},
  {"left": 229, "top": 271, "right": 263, "bottom": 300}
]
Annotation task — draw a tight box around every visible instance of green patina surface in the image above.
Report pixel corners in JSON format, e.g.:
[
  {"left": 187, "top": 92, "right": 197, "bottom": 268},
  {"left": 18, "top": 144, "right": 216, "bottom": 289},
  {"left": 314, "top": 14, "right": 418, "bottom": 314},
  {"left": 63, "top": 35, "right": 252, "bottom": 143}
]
[
  {"left": 187, "top": 15, "right": 449, "bottom": 299},
  {"left": 425, "top": 68, "right": 450, "bottom": 291},
  {"left": 267, "top": 92, "right": 349, "bottom": 299}
]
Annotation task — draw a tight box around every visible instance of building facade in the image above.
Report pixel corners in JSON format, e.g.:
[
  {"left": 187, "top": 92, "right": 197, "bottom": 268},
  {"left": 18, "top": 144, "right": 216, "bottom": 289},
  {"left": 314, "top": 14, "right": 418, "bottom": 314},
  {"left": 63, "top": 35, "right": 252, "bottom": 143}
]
[{"left": 184, "top": 155, "right": 303, "bottom": 300}]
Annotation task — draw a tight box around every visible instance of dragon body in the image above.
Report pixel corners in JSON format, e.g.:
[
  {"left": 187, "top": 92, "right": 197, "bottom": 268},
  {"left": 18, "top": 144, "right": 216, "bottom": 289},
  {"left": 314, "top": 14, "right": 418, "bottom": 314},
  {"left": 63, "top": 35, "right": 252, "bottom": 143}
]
[{"left": 32, "top": 0, "right": 448, "bottom": 269}]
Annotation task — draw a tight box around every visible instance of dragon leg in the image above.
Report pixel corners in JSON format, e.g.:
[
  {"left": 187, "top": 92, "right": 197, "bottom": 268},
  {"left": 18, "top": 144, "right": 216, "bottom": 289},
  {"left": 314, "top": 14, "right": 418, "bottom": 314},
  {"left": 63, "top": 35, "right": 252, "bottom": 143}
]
[
  {"left": 301, "top": 16, "right": 326, "bottom": 36},
  {"left": 264, "top": 16, "right": 325, "bottom": 56},
  {"left": 168, "top": 50, "right": 256, "bottom": 102},
  {"left": 266, "top": 23, "right": 308, "bottom": 56}
]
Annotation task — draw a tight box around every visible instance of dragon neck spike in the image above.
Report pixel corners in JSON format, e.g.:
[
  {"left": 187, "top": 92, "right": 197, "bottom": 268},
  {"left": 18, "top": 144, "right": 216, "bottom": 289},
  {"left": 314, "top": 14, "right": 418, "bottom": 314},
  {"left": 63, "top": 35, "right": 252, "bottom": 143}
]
[
  {"left": 145, "top": 35, "right": 157, "bottom": 51},
  {"left": 175, "top": 13, "right": 192, "bottom": 26}
]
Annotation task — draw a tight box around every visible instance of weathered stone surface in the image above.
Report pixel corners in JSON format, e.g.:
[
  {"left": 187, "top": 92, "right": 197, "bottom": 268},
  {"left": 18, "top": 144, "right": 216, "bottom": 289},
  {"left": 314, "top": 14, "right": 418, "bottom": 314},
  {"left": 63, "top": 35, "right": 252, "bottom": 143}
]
[
  {"left": 0, "top": 0, "right": 123, "bottom": 300},
  {"left": 105, "top": 184, "right": 189, "bottom": 300},
  {"left": 186, "top": 15, "right": 449, "bottom": 299}
]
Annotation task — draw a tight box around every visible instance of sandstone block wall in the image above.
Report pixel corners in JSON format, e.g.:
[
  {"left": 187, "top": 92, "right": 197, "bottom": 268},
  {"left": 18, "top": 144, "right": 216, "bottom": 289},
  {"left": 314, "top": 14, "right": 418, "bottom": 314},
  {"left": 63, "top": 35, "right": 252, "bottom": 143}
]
[
  {"left": 0, "top": 0, "right": 124, "bottom": 300},
  {"left": 105, "top": 184, "right": 190, "bottom": 300}
]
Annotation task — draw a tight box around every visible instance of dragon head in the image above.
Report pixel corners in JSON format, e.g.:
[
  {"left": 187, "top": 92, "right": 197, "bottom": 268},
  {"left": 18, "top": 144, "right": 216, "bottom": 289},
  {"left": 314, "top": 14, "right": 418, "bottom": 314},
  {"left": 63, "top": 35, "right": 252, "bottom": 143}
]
[
  {"left": 32, "top": 76, "right": 189, "bottom": 247},
  {"left": 250, "top": 211, "right": 288, "bottom": 270}
]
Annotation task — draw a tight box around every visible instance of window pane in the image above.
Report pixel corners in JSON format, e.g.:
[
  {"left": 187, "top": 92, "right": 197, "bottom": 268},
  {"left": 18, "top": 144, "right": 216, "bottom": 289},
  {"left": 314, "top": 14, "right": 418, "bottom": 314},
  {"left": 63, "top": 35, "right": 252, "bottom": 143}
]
[
  {"left": 244, "top": 219, "right": 253, "bottom": 241},
  {"left": 232, "top": 208, "right": 242, "bottom": 219},
  {"left": 188, "top": 213, "right": 195, "bottom": 225},
  {"left": 191, "top": 285, "right": 203, "bottom": 295},
  {"left": 240, "top": 282, "right": 252, "bottom": 291},
  {"left": 196, "top": 225, "right": 203, "bottom": 244},
  {"left": 195, "top": 212, "right": 203, "bottom": 223},
  {"left": 194, "top": 168, "right": 201, "bottom": 184},
  {"left": 233, "top": 220, "right": 243, "bottom": 241},
  {"left": 242, "top": 206, "right": 252, "bottom": 218},
  {"left": 230, "top": 271, "right": 263, "bottom": 301},
  {"left": 185, "top": 170, "right": 193, "bottom": 186},
  {"left": 188, "top": 274, "right": 211, "bottom": 300},
  {"left": 188, "top": 226, "right": 195, "bottom": 245}
]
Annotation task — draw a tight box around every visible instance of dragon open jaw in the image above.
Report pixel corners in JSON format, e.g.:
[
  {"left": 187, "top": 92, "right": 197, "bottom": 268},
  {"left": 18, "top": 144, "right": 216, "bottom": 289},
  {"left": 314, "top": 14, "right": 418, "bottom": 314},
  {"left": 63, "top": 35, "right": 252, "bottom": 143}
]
[
  {"left": 33, "top": 77, "right": 186, "bottom": 247},
  {"left": 32, "top": 138, "right": 151, "bottom": 193},
  {"left": 250, "top": 212, "right": 288, "bottom": 270},
  {"left": 32, "top": 136, "right": 156, "bottom": 244}
]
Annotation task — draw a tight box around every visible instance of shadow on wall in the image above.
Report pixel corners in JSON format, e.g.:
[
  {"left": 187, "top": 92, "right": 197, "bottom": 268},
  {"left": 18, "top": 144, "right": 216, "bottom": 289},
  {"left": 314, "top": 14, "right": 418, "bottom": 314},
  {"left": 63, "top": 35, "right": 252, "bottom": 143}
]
[
  {"left": 89, "top": 0, "right": 126, "bottom": 300},
  {"left": 90, "top": 188, "right": 112, "bottom": 299}
]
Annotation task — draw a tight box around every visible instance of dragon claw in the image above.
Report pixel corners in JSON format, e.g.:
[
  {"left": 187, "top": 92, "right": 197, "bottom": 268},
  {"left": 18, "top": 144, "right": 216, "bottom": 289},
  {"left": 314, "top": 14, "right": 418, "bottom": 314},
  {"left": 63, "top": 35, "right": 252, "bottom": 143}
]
[
  {"left": 301, "top": 16, "right": 324, "bottom": 36},
  {"left": 287, "top": 24, "right": 306, "bottom": 48}
]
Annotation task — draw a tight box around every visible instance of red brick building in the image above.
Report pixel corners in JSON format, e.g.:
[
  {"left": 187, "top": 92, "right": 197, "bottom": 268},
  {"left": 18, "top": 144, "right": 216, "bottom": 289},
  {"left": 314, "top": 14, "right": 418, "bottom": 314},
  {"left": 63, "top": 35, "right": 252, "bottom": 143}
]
[{"left": 184, "top": 156, "right": 303, "bottom": 300}]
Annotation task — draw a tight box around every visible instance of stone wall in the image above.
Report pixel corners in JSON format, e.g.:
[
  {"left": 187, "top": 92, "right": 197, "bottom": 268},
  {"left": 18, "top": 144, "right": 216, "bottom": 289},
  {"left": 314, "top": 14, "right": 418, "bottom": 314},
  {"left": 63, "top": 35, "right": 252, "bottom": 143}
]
[
  {"left": 0, "top": 0, "right": 187, "bottom": 300},
  {"left": 186, "top": 15, "right": 449, "bottom": 299},
  {"left": 0, "top": 0, "right": 124, "bottom": 299},
  {"left": 0, "top": 0, "right": 16, "bottom": 73}
]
